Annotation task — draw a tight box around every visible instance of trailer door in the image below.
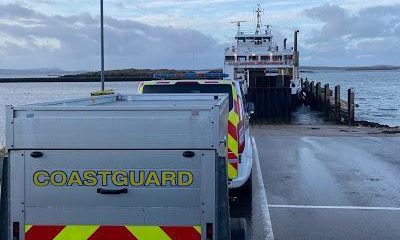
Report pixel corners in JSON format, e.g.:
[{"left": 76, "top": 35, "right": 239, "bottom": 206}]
[{"left": 13, "top": 150, "right": 216, "bottom": 240}]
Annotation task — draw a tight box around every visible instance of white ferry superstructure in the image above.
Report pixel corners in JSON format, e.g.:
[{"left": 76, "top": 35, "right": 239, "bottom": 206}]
[{"left": 224, "top": 5, "right": 300, "bottom": 100}]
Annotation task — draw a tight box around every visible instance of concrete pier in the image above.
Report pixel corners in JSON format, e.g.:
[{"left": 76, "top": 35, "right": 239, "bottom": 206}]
[{"left": 252, "top": 123, "right": 400, "bottom": 240}]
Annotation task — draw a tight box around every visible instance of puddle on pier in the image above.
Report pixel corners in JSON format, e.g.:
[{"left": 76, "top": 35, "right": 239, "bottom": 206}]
[{"left": 291, "top": 105, "right": 334, "bottom": 126}]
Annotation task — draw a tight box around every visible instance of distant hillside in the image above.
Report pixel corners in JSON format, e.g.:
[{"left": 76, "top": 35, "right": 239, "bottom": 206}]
[
  {"left": 65, "top": 68, "right": 223, "bottom": 78},
  {"left": 0, "top": 68, "right": 224, "bottom": 82}
]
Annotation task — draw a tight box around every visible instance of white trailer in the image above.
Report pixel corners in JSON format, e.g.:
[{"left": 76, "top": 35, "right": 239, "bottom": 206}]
[{"left": 1, "top": 94, "right": 231, "bottom": 240}]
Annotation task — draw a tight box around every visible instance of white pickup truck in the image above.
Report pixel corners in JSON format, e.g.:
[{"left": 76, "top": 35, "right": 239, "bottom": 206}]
[{"left": 0, "top": 94, "right": 231, "bottom": 240}]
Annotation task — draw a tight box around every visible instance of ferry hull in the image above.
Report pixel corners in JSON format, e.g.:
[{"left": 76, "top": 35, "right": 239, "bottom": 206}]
[{"left": 246, "top": 72, "right": 298, "bottom": 121}]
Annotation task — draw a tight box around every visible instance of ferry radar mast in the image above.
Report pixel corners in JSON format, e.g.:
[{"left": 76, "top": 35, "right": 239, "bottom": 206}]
[
  {"left": 230, "top": 20, "right": 247, "bottom": 35},
  {"left": 255, "top": 4, "right": 264, "bottom": 34}
]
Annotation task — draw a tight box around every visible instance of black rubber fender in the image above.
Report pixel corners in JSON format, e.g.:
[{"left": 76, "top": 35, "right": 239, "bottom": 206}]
[{"left": 0, "top": 156, "right": 9, "bottom": 240}]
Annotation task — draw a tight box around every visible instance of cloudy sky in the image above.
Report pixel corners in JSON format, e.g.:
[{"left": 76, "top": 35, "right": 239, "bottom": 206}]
[{"left": 0, "top": 0, "right": 399, "bottom": 70}]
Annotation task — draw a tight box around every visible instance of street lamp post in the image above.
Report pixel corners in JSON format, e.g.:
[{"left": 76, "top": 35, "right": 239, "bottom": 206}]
[{"left": 100, "top": 0, "right": 105, "bottom": 91}]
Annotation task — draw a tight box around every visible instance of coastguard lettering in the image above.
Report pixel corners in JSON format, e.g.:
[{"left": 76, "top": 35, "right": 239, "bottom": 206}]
[
  {"left": 33, "top": 171, "right": 49, "bottom": 187},
  {"left": 33, "top": 170, "right": 194, "bottom": 187}
]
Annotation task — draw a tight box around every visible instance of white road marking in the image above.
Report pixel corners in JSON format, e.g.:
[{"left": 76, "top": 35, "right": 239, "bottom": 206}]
[
  {"left": 251, "top": 137, "right": 275, "bottom": 240},
  {"left": 268, "top": 205, "right": 400, "bottom": 211}
]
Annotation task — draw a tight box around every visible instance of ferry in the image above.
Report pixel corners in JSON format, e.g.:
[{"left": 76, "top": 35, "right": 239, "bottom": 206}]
[{"left": 224, "top": 4, "right": 300, "bottom": 119}]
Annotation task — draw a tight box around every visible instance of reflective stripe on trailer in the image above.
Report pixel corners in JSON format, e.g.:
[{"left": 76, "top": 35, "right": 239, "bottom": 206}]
[{"left": 25, "top": 225, "right": 201, "bottom": 240}]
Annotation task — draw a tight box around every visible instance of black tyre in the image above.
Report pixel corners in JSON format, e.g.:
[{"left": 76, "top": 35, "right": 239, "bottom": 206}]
[{"left": 229, "top": 172, "right": 253, "bottom": 218}]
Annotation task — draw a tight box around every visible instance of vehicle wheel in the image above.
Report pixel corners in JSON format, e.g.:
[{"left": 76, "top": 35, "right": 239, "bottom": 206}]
[{"left": 230, "top": 173, "right": 252, "bottom": 218}]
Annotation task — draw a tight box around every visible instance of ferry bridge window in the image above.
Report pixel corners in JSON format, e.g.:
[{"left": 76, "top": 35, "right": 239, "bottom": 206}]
[
  {"left": 238, "top": 56, "right": 247, "bottom": 61},
  {"left": 142, "top": 84, "right": 233, "bottom": 110},
  {"left": 261, "top": 56, "right": 270, "bottom": 61},
  {"left": 249, "top": 56, "right": 258, "bottom": 61},
  {"left": 225, "top": 56, "right": 235, "bottom": 61}
]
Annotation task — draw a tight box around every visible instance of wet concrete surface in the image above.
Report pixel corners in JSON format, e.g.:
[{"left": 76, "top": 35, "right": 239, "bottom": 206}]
[
  {"left": 230, "top": 141, "right": 271, "bottom": 240},
  {"left": 252, "top": 124, "right": 400, "bottom": 240}
]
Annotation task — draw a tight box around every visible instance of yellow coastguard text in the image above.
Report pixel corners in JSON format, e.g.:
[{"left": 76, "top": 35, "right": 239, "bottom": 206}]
[{"left": 33, "top": 170, "right": 193, "bottom": 187}]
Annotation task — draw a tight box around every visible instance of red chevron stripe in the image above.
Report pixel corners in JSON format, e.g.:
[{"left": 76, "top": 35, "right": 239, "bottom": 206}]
[
  {"left": 25, "top": 226, "right": 65, "bottom": 240},
  {"left": 228, "top": 151, "right": 237, "bottom": 159},
  {"left": 228, "top": 121, "right": 238, "bottom": 140},
  {"left": 160, "top": 226, "right": 201, "bottom": 240},
  {"left": 88, "top": 226, "right": 138, "bottom": 240},
  {"left": 230, "top": 162, "right": 238, "bottom": 170}
]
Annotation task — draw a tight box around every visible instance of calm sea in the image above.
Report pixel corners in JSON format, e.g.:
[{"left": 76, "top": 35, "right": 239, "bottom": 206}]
[
  {"left": 1, "top": 70, "right": 399, "bottom": 146},
  {"left": 302, "top": 70, "right": 400, "bottom": 128}
]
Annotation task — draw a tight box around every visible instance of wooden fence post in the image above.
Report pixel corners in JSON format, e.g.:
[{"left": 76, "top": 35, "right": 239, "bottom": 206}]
[
  {"left": 310, "top": 81, "right": 315, "bottom": 98},
  {"left": 316, "top": 82, "right": 321, "bottom": 109},
  {"left": 348, "top": 88, "right": 355, "bottom": 125},
  {"left": 310, "top": 81, "right": 316, "bottom": 108},
  {"left": 335, "top": 85, "right": 341, "bottom": 123},
  {"left": 324, "top": 84, "right": 329, "bottom": 118}
]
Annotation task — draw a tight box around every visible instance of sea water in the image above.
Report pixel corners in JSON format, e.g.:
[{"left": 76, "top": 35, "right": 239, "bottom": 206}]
[
  {"left": 0, "top": 70, "right": 399, "bottom": 146},
  {"left": 303, "top": 70, "right": 400, "bottom": 127}
]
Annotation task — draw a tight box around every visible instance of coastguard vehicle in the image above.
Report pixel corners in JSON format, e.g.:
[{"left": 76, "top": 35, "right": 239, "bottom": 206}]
[
  {"left": 1, "top": 94, "right": 231, "bottom": 240},
  {"left": 139, "top": 80, "right": 253, "bottom": 217}
]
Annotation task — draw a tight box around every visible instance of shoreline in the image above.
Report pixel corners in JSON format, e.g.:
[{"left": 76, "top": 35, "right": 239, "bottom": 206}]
[{"left": 356, "top": 120, "right": 400, "bottom": 134}]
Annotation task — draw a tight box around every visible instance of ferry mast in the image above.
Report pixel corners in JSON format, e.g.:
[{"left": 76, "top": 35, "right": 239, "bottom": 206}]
[{"left": 255, "top": 4, "right": 263, "bottom": 35}]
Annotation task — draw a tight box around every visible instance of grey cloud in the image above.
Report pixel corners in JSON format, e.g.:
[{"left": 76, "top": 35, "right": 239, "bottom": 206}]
[
  {"left": 302, "top": 4, "right": 400, "bottom": 66},
  {"left": 0, "top": 4, "right": 223, "bottom": 70}
]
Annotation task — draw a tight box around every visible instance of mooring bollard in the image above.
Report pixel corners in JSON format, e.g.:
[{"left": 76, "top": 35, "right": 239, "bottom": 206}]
[
  {"left": 348, "top": 88, "right": 355, "bottom": 125},
  {"left": 335, "top": 85, "right": 341, "bottom": 123},
  {"left": 324, "top": 84, "right": 329, "bottom": 118}
]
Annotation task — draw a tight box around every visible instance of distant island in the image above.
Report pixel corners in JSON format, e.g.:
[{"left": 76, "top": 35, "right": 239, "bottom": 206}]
[
  {"left": 0, "top": 68, "right": 222, "bottom": 82},
  {"left": 0, "top": 65, "right": 399, "bottom": 82}
]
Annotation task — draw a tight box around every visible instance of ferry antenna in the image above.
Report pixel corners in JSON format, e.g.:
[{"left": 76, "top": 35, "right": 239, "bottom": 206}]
[
  {"left": 255, "top": 3, "right": 264, "bottom": 34},
  {"left": 230, "top": 20, "right": 247, "bottom": 34}
]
